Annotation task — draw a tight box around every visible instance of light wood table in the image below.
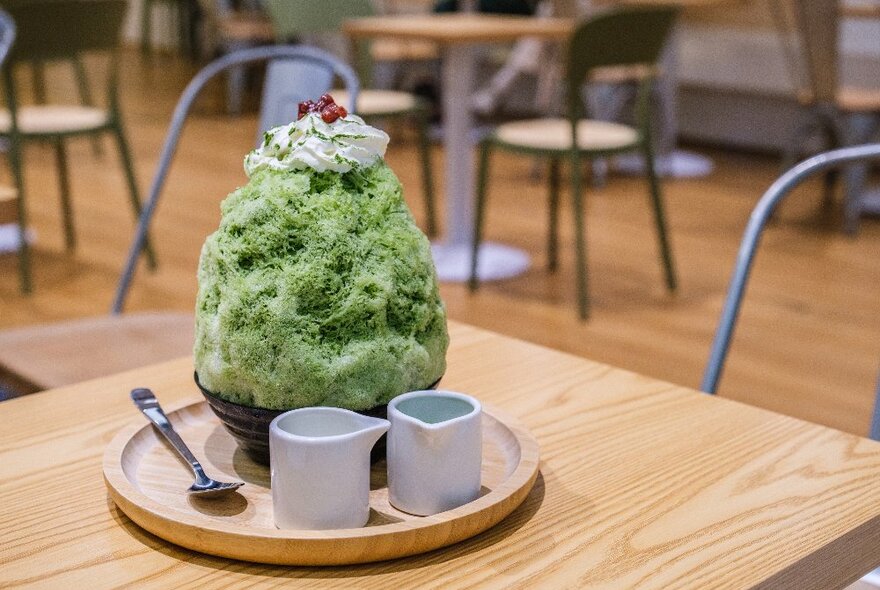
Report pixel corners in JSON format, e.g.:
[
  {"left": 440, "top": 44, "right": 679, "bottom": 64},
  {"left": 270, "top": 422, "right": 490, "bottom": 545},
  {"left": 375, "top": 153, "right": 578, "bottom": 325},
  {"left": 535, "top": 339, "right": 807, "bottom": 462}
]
[
  {"left": 345, "top": 15, "right": 575, "bottom": 283},
  {"left": 4, "top": 321, "right": 880, "bottom": 588}
]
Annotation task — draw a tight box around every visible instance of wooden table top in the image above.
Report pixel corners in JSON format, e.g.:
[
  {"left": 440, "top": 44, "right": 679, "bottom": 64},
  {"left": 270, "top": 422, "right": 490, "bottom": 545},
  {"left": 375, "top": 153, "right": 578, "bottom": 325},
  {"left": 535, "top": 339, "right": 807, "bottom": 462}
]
[
  {"left": 343, "top": 14, "right": 575, "bottom": 43},
  {"left": 3, "top": 320, "right": 880, "bottom": 588}
]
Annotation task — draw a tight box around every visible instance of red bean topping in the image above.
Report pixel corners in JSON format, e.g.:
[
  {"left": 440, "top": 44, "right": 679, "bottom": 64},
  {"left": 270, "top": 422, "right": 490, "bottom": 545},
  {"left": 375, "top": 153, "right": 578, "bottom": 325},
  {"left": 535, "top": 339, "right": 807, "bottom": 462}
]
[
  {"left": 297, "top": 100, "right": 315, "bottom": 120},
  {"left": 316, "top": 93, "right": 334, "bottom": 110},
  {"left": 297, "top": 94, "right": 347, "bottom": 123}
]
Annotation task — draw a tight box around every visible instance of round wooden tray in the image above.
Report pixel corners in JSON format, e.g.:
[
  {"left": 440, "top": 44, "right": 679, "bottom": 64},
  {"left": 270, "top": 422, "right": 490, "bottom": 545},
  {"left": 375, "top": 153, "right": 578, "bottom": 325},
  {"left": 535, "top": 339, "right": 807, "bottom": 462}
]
[{"left": 103, "top": 399, "right": 540, "bottom": 565}]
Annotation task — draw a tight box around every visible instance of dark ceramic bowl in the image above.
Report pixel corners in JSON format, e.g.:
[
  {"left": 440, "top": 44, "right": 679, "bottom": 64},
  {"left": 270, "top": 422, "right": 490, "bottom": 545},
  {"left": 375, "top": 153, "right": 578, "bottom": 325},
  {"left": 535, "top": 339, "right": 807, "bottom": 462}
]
[{"left": 195, "top": 372, "right": 441, "bottom": 465}]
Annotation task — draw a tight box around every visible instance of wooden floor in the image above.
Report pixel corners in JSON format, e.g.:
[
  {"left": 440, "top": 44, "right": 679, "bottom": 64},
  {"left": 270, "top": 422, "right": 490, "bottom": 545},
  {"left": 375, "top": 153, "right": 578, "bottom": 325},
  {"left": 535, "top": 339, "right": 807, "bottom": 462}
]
[{"left": 1, "top": 50, "right": 879, "bottom": 439}]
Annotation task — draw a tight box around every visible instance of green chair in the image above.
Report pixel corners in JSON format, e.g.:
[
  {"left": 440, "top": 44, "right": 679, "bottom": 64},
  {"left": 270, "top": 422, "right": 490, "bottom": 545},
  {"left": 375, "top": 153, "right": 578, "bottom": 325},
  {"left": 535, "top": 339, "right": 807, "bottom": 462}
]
[
  {"left": 1, "top": 0, "right": 156, "bottom": 293},
  {"left": 469, "top": 6, "right": 679, "bottom": 320},
  {"left": 264, "top": 0, "right": 438, "bottom": 237},
  {"left": 30, "top": 55, "right": 103, "bottom": 156}
]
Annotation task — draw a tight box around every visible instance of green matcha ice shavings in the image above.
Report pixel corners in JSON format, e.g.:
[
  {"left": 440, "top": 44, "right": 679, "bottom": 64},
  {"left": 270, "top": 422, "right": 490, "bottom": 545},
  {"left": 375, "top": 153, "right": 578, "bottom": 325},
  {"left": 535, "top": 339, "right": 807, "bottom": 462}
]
[{"left": 194, "top": 161, "right": 448, "bottom": 411}]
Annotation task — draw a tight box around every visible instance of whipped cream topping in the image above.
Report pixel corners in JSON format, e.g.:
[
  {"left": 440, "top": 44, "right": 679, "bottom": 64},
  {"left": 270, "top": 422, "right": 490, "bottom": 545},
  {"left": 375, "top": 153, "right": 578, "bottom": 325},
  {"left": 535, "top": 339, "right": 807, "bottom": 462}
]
[{"left": 244, "top": 113, "right": 390, "bottom": 176}]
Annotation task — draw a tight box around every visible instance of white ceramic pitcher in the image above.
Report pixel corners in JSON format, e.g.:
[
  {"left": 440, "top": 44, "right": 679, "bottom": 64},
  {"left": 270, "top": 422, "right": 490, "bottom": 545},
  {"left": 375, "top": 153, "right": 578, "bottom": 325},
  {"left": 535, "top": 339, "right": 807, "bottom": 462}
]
[
  {"left": 269, "top": 407, "right": 389, "bottom": 530},
  {"left": 387, "top": 390, "right": 482, "bottom": 516}
]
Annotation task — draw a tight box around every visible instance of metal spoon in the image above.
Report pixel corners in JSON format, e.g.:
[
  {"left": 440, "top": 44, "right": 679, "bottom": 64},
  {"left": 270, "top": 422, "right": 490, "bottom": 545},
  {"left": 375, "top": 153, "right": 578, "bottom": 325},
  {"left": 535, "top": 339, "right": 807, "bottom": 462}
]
[{"left": 131, "top": 388, "right": 244, "bottom": 498}]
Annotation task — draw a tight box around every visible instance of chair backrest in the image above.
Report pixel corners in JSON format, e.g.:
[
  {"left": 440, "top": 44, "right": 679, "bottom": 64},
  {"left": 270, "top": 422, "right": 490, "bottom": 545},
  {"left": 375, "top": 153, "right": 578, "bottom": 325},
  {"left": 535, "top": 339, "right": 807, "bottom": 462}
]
[
  {"left": 700, "top": 143, "right": 880, "bottom": 437},
  {"left": 1, "top": 0, "right": 127, "bottom": 62},
  {"left": 791, "top": 0, "right": 838, "bottom": 104},
  {"left": 112, "top": 45, "right": 360, "bottom": 313},
  {"left": 566, "top": 6, "right": 677, "bottom": 118},
  {"left": 265, "top": 0, "right": 376, "bottom": 37}
]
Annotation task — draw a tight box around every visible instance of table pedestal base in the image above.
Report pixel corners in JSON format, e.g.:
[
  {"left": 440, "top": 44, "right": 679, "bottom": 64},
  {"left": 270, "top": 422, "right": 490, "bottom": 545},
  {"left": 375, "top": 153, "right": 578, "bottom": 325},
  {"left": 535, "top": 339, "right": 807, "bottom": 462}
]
[
  {"left": 431, "top": 242, "right": 530, "bottom": 283},
  {"left": 615, "top": 150, "right": 714, "bottom": 179},
  {"left": 0, "top": 224, "right": 34, "bottom": 253}
]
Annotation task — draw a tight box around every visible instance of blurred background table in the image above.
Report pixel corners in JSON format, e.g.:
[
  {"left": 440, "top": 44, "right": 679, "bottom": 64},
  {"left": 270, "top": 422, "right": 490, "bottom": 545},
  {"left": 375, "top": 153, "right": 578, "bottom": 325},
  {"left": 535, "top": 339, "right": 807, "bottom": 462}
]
[
  {"left": 345, "top": 14, "right": 574, "bottom": 282},
  {"left": 4, "top": 321, "right": 880, "bottom": 588}
]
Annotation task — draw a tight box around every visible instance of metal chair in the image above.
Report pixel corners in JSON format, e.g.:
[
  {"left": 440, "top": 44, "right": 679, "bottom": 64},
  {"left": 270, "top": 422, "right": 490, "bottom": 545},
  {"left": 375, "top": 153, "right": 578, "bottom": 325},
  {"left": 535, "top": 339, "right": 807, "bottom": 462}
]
[
  {"left": 265, "top": 0, "right": 438, "bottom": 237},
  {"left": 0, "top": 45, "right": 359, "bottom": 396},
  {"left": 0, "top": 9, "right": 18, "bottom": 256},
  {"left": 468, "top": 6, "right": 679, "bottom": 320},
  {"left": 701, "top": 143, "right": 880, "bottom": 440},
  {"left": 1, "top": 0, "right": 157, "bottom": 294}
]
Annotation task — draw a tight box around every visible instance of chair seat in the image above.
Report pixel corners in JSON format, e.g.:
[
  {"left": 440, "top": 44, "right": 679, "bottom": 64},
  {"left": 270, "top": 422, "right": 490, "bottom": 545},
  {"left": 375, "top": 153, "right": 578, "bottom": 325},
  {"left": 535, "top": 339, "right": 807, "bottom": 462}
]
[
  {"left": 837, "top": 87, "right": 880, "bottom": 113},
  {"left": 0, "top": 105, "right": 110, "bottom": 135},
  {"left": 0, "top": 312, "right": 194, "bottom": 392},
  {"left": 332, "top": 89, "right": 420, "bottom": 116},
  {"left": 494, "top": 118, "right": 640, "bottom": 152},
  {"left": 798, "top": 87, "right": 880, "bottom": 113}
]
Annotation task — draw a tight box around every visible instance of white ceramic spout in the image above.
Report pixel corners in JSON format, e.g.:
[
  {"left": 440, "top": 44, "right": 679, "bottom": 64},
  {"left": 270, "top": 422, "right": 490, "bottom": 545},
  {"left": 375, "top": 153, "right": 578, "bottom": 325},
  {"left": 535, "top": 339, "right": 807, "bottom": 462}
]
[
  {"left": 387, "top": 391, "right": 482, "bottom": 516},
  {"left": 270, "top": 407, "right": 389, "bottom": 530}
]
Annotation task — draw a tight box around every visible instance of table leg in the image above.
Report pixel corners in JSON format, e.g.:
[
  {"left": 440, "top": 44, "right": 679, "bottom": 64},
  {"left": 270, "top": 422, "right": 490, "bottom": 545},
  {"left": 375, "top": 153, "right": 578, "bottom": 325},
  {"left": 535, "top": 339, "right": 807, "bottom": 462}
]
[
  {"left": 430, "top": 43, "right": 530, "bottom": 282},
  {"left": 441, "top": 44, "right": 475, "bottom": 247}
]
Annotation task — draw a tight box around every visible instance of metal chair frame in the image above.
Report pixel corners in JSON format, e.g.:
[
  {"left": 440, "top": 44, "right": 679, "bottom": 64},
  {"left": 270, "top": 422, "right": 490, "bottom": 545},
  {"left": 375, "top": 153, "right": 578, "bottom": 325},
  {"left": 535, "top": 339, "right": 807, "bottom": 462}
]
[
  {"left": 112, "top": 45, "right": 359, "bottom": 313},
  {"left": 0, "top": 10, "right": 16, "bottom": 242},
  {"left": 701, "top": 143, "right": 880, "bottom": 438},
  {"left": 0, "top": 10, "right": 13, "bottom": 97}
]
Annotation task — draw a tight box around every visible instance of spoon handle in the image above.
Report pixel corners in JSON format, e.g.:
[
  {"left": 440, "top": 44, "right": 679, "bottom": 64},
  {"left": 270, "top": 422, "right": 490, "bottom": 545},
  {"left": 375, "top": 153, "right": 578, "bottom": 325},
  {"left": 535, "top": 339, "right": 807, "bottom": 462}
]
[{"left": 130, "top": 388, "right": 209, "bottom": 482}]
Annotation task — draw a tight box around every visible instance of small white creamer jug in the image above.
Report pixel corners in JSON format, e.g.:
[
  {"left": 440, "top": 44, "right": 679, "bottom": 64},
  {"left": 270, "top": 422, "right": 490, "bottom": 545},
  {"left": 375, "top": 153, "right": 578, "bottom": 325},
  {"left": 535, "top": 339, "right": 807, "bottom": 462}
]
[
  {"left": 269, "top": 407, "right": 389, "bottom": 530},
  {"left": 387, "top": 390, "right": 482, "bottom": 516}
]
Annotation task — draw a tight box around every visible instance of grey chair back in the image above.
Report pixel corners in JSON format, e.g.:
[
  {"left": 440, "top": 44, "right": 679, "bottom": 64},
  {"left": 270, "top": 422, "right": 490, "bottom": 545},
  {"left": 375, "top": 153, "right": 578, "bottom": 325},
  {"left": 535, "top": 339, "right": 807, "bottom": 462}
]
[
  {"left": 700, "top": 143, "right": 880, "bottom": 438},
  {"left": 0, "top": 9, "right": 15, "bottom": 65},
  {"left": 258, "top": 59, "right": 355, "bottom": 139},
  {"left": 112, "top": 45, "right": 359, "bottom": 313},
  {"left": 0, "top": 10, "right": 15, "bottom": 230}
]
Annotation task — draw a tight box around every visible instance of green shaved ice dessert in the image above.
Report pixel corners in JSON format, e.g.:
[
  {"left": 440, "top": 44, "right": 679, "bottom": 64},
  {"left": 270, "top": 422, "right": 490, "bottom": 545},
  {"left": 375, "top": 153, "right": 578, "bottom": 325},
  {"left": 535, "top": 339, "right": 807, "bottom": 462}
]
[{"left": 194, "top": 105, "right": 448, "bottom": 411}]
